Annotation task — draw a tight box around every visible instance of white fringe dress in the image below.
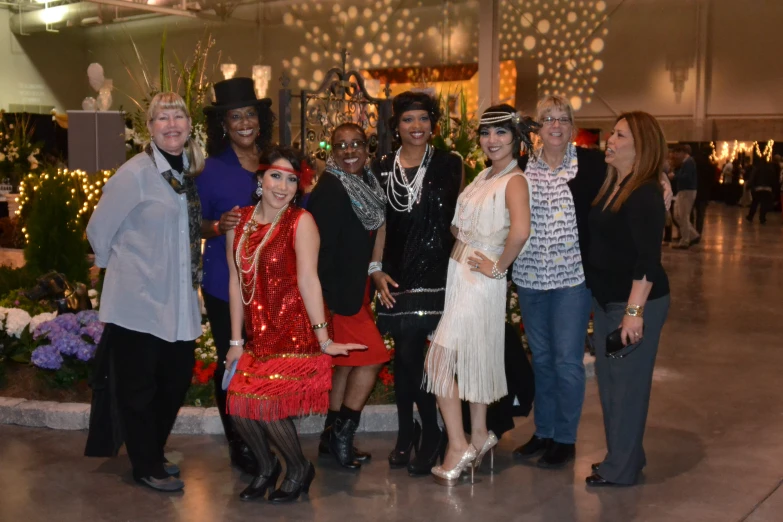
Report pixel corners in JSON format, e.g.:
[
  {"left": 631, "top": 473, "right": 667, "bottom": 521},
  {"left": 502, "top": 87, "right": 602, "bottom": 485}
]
[{"left": 424, "top": 168, "right": 532, "bottom": 404}]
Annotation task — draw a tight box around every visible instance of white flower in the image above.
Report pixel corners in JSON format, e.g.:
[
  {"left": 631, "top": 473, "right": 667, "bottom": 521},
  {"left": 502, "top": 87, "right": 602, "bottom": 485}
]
[
  {"left": 29, "top": 312, "right": 58, "bottom": 333},
  {"left": 444, "top": 137, "right": 453, "bottom": 147},
  {"left": 90, "top": 298, "right": 99, "bottom": 308},
  {"left": 511, "top": 313, "right": 521, "bottom": 325},
  {"left": 5, "top": 308, "right": 32, "bottom": 338},
  {"left": 27, "top": 154, "right": 39, "bottom": 169}
]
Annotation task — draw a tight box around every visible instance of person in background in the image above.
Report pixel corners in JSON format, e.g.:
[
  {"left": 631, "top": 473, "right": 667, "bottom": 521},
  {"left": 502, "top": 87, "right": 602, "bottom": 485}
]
[
  {"left": 692, "top": 146, "right": 715, "bottom": 237},
  {"left": 745, "top": 158, "right": 778, "bottom": 224},
  {"left": 86, "top": 92, "right": 205, "bottom": 492},
  {"left": 670, "top": 144, "right": 699, "bottom": 249},
  {"left": 197, "top": 77, "right": 275, "bottom": 474},
  {"left": 587, "top": 111, "right": 670, "bottom": 487}
]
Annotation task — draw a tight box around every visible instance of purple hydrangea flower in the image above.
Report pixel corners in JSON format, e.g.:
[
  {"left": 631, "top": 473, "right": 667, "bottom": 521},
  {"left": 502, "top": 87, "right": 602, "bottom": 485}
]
[
  {"left": 75, "top": 341, "right": 97, "bottom": 362},
  {"left": 31, "top": 344, "right": 64, "bottom": 370},
  {"left": 75, "top": 310, "right": 100, "bottom": 326},
  {"left": 80, "top": 322, "right": 104, "bottom": 344},
  {"left": 33, "top": 320, "right": 63, "bottom": 341},
  {"left": 54, "top": 313, "right": 82, "bottom": 334}
]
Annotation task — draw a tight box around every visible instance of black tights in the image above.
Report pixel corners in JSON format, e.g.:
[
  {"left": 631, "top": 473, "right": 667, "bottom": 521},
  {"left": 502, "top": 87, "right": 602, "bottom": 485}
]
[
  {"left": 232, "top": 416, "right": 309, "bottom": 492},
  {"left": 392, "top": 328, "right": 440, "bottom": 452}
]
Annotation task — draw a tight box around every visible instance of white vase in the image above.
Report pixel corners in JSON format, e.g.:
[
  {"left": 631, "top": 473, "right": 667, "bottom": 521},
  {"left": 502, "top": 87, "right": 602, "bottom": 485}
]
[
  {"left": 82, "top": 97, "right": 97, "bottom": 111},
  {"left": 97, "top": 87, "right": 112, "bottom": 111}
]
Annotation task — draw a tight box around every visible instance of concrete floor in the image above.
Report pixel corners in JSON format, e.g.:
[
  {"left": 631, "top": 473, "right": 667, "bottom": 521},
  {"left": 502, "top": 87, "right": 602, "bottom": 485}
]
[{"left": 1, "top": 204, "right": 782, "bottom": 522}]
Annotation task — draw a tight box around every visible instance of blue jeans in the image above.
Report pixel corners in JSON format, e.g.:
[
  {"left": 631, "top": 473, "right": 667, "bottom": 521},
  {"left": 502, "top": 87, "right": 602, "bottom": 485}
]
[{"left": 517, "top": 282, "right": 592, "bottom": 444}]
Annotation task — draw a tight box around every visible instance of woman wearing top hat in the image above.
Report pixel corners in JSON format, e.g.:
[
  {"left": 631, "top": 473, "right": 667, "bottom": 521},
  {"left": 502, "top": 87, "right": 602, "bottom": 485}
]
[{"left": 196, "top": 77, "right": 275, "bottom": 474}]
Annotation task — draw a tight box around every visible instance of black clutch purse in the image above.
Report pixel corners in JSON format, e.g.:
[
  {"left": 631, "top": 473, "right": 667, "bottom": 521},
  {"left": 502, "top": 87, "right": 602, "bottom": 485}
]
[{"left": 605, "top": 327, "right": 645, "bottom": 359}]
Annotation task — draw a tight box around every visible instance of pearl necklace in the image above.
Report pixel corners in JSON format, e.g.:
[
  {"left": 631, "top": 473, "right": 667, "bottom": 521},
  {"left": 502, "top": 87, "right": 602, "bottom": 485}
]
[
  {"left": 387, "top": 145, "right": 433, "bottom": 213},
  {"left": 235, "top": 202, "right": 289, "bottom": 306},
  {"left": 457, "top": 159, "right": 518, "bottom": 244}
]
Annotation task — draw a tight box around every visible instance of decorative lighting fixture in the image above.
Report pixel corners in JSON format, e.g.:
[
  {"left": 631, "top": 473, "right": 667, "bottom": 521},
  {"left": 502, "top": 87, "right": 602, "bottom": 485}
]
[
  {"left": 220, "top": 64, "right": 238, "bottom": 80},
  {"left": 710, "top": 140, "right": 775, "bottom": 164},
  {"left": 252, "top": 65, "right": 272, "bottom": 98}
]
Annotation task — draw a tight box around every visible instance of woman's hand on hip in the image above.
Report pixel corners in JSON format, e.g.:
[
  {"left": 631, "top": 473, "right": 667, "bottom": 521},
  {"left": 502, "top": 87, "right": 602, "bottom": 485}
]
[
  {"left": 219, "top": 206, "right": 242, "bottom": 234},
  {"left": 225, "top": 345, "right": 244, "bottom": 367},
  {"left": 620, "top": 315, "right": 644, "bottom": 346},
  {"left": 325, "top": 342, "right": 368, "bottom": 357},
  {"left": 371, "top": 271, "right": 398, "bottom": 308},
  {"left": 467, "top": 251, "right": 494, "bottom": 278}
]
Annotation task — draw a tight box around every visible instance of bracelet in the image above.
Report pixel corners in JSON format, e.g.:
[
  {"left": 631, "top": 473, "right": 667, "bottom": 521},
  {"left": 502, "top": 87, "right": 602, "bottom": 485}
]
[
  {"left": 368, "top": 261, "right": 382, "bottom": 275},
  {"left": 213, "top": 220, "right": 221, "bottom": 235},
  {"left": 491, "top": 262, "right": 507, "bottom": 280},
  {"left": 229, "top": 339, "right": 244, "bottom": 346},
  {"left": 319, "top": 338, "right": 333, "bottom": 353},
  {"left": 625, "top": 304, "right": 644, "bottom": 318},
  {"left": 311, "top": 321, "right": 328, "bottom": 331}
]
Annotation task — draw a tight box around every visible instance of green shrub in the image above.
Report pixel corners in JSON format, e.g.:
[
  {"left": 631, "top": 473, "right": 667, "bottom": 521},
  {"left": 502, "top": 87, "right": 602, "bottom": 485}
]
[
  {"left": 0, "top": 265, "right": 38, "bottom": 296},
  {"left": 23, "top": 169, "right": 90, "bottom": 283}
]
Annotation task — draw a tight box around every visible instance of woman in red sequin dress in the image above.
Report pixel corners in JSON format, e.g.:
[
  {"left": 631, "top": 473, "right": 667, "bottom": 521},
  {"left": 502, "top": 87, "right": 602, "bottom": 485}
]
[{"left": 223, "top": 146, "right": 366, "bottom": 504}]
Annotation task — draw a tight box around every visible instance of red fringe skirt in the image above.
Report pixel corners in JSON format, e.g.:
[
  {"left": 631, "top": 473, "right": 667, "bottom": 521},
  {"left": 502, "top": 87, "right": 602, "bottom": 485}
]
[{"left": 226, "top": 351, "right": 333, "bottom": 422}]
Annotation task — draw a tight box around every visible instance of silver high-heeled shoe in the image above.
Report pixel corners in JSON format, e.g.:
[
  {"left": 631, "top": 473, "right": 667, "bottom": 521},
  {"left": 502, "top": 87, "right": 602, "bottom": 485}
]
[
  {"left": 474, "top": 431, "right": 498, "bottom": 472},
  {"left": 431, "top": 445, "right": 478, "bottom": 486}
]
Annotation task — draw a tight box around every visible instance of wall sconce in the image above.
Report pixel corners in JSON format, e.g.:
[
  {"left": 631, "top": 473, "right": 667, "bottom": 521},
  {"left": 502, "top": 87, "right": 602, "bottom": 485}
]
[
  {"left": 220, "top": 64, "right": 238, "bottom": 80},
  {"left": 665, "top": 59, "right": 690, "bottom": 104},
  {"left": 252, "top": 65, "right": 272, "bottom": 98}
]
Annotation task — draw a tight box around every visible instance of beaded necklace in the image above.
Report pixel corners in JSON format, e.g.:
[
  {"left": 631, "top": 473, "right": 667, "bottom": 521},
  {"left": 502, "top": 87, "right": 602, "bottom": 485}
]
[
  {"left": 457, "top": 159, "right": 518, "bottom": 244},
  {"left": 387, "top": 144, "right": 433, "bottom": 213},
  {"left": 235, "top": 201, "right": 289, "bottom": 305}
]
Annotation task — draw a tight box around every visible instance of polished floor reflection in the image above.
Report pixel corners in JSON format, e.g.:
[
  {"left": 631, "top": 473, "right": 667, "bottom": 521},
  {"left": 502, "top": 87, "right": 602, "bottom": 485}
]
[{"left": 1, "top": 205, "right": 782, "bottom": 522}]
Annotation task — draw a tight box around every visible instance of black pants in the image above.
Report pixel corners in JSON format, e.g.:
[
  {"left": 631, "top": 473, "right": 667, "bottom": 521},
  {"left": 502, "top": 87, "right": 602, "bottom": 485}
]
[
  {"left": 109, "top": 323, "right": 195, "bottom": 479},
  {"left": 747, "top": 191, "right": 773, "bottom": 223},
  {"left": 202, "top": 291, "right": 242, "bottom": 446},
  {"left": 692, "top": 200, "right": 708, "bottom": 235}
]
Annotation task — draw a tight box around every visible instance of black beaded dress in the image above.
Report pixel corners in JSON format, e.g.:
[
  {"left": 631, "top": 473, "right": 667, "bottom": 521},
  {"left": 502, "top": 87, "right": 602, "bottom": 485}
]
[{"left": 371, "top": 149, "right": 463, "bottom": 337}]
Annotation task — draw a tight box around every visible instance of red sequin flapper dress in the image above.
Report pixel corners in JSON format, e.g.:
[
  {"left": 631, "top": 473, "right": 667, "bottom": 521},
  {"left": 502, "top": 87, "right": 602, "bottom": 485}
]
[{"left": 226, "top": 205, "right": 332, "bottom": 422}]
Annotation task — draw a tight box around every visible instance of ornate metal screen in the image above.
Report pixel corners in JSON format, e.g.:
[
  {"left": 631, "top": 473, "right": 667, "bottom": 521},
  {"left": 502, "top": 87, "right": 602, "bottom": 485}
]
[{"left": 279, "top": 51, "right": 392, "bottom": 163}]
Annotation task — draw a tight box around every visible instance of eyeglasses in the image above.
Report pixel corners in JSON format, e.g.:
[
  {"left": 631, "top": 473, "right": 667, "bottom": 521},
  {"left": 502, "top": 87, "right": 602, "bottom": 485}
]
[
  {"left": 541, "top": 116, "right": 572, "bottom": 126},
  {"left": 332, "top": 140, "right": 367, "bottom": 151}
]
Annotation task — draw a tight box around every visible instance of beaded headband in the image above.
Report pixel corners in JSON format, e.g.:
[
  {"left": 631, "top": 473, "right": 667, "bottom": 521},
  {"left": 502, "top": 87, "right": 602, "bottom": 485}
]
[
  {"left": 258, "top": 161, "right": 315, "bottom": 189},
  {"left": 480, "top": 111, "right": 522, "bottom": 125}
]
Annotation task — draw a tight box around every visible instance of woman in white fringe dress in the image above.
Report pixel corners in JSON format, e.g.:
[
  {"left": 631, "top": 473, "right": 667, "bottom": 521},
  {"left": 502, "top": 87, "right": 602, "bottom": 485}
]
[{"left": 425, "top": 104, "right": 538, "bottom": 486}]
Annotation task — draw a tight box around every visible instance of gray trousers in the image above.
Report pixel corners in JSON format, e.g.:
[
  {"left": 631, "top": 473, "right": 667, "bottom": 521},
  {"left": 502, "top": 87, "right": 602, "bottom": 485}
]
[{"left": 592, "top": 295, "right": 670, "bottom": 484}]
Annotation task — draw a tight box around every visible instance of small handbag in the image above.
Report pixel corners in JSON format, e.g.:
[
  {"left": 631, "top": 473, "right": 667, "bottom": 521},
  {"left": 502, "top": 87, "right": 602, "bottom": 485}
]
[{"left": 605, "top": 327, "right": 645, "bottom": 359}]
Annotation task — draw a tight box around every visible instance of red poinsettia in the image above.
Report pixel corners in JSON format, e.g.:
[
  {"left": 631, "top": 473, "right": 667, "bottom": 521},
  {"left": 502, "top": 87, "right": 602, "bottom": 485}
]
[
  {"left": 192, "top": 360, "right": 217, "bottom": 385},
  {"left": 378, "top": 366, "right": 394, "bottom": 386}
]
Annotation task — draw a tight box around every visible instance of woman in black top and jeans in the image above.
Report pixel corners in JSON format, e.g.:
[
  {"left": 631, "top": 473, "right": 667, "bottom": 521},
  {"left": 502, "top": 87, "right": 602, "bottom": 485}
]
[{"left": 586, "top": 111, "right": 670, "bottom": 486}]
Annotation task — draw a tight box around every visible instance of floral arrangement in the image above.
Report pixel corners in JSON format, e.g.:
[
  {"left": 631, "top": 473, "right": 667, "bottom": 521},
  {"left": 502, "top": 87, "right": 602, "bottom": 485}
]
[
  {"left": 187, "top": 321, "right": 218, "bottom": 407},
  {"left": 432, "top": 89, "right": 486, "bottom": 184},
  {"left": 0, "top": 111, "right": 43, "bottom": 191},
  {"left": 30, "top": 311, "right": 103, "bottom": 370}
]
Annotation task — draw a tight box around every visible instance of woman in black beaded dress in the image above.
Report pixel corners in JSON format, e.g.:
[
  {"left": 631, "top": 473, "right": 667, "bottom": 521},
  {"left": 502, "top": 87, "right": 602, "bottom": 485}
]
[{"left": 370, "top": 91, "right": 464, "bottom": 476}]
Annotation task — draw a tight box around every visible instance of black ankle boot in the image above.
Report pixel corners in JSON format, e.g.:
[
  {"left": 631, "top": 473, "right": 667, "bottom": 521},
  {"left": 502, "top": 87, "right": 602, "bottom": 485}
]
[
  {"left": 407, "top": 428, "right": 446, "bottom": 476},
  {"left": 229, "top": 440, "right": 259, "bottom": 475},
  {"left": 320, "top": 426, "right": 371, "bottom": 461},
  {"left": 239, "top": 459, "right": 282, "bottom": 501},
  {"left": 389, "top": 420, "right": 421, "bottom": 468},
  {"left": 330, "top": 418, "right": 361, "bottom": 470}
]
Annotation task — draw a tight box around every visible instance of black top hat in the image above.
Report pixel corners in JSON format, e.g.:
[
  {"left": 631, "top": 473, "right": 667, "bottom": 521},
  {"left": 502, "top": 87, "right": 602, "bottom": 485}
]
[{"left": 203, "top": 77, "right": 271, "bottom": 113}]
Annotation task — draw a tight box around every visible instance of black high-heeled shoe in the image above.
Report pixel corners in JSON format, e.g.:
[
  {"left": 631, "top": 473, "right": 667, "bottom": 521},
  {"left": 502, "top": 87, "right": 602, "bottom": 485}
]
[
  {"left": 407, "top": 428, "right": 447, "bottom": 476},
  {"left": 268, "top": 463, "right": 316, "bottom": 504},
  {"left": 239, "top": 459, "right": 282, "bottom": 501},
  {"left": 388, "top": 420, "right": 421, "bottom": 468}
]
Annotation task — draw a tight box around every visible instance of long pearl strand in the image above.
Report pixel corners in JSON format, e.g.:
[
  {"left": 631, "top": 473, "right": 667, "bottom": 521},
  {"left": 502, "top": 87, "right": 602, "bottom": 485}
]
[
  {"left": 235, "top": 202, "right": 289, "bottom": 305},
  {"left": 387, "top": 144, "right": 432, "bottom": 213},
  {"left": 457, "top": 159, "right": 518, "bottom": 244}
]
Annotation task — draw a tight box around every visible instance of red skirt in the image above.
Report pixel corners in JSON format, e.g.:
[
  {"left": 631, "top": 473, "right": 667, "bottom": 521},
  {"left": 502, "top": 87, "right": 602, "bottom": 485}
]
[{"left": 331, "top": 283, "right": 391, "bottom": 367}]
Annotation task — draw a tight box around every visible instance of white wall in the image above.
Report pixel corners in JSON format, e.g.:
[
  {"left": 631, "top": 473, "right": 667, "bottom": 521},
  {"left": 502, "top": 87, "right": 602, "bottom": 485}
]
[{"left": 0, "top": 8, "right": 87, "bottom": 112}]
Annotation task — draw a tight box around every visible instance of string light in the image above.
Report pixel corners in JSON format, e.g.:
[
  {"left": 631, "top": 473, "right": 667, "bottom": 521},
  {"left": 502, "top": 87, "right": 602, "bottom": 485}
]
[{"left": 710, "top": 140, "right": 775, "bottom": 164}]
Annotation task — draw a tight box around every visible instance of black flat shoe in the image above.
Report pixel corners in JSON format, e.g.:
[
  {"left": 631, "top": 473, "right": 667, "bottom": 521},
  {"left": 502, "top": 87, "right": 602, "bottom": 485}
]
[
  {"left": 591, "top": 462, "right": 601, "bottom": 472},
  {"left": 388, "top": 420, "right": 421, "bottom": 468},
  {"left": 239, "top": 460, "right": 282, "bottom": 501},
  {"left": 513, "top": 435, "right": 552, "bottom": 459},
  {"left": 407, "top": 428, "right": 446, "bottom": 476},
  {"left": 537, "top": 442, "right": 575, "bottom": 468},
  {"left": 268, "top": 463, "right": 315, "bottom": 504},
  {"left": 585, "top": 473, "right": 624, "bottom": 487},
  {"left": 135, "top": 475, "right": 185, "bottom": 492}
]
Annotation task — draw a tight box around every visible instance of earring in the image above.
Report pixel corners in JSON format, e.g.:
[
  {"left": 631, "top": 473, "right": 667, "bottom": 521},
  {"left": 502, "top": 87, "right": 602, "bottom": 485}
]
[
  {"left": 255, "top": 182, "right": 263, "bottom": 197},
  {"left": 222, "top": 129, "right": 227, "bottom": 139},
  {"left": 395, "top": 131, "right": 400, "bottom": 140}
]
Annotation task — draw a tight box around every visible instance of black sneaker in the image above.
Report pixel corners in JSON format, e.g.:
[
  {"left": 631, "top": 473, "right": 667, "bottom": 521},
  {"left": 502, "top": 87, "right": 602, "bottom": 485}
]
[
  {"left": 537, "top": 442, "right": 575, "bottom": 468},
  {"left": 512, "top": 435, "right": 552, "bottom": 459}
]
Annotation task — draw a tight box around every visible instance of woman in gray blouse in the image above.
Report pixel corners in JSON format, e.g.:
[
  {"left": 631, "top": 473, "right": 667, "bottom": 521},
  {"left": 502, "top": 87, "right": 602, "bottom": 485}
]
[{"left": 86, "top": 92, "right": 205, "bottom": 492}]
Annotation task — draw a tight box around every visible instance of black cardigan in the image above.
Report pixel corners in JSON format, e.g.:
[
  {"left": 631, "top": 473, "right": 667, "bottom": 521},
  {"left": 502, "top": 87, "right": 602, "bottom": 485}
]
[
  {"left": 520, "top": 146, "right": 607, "bottom": 287},
  {"left": 307, "top": 171, "right": 377, "bottom": 316}
]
